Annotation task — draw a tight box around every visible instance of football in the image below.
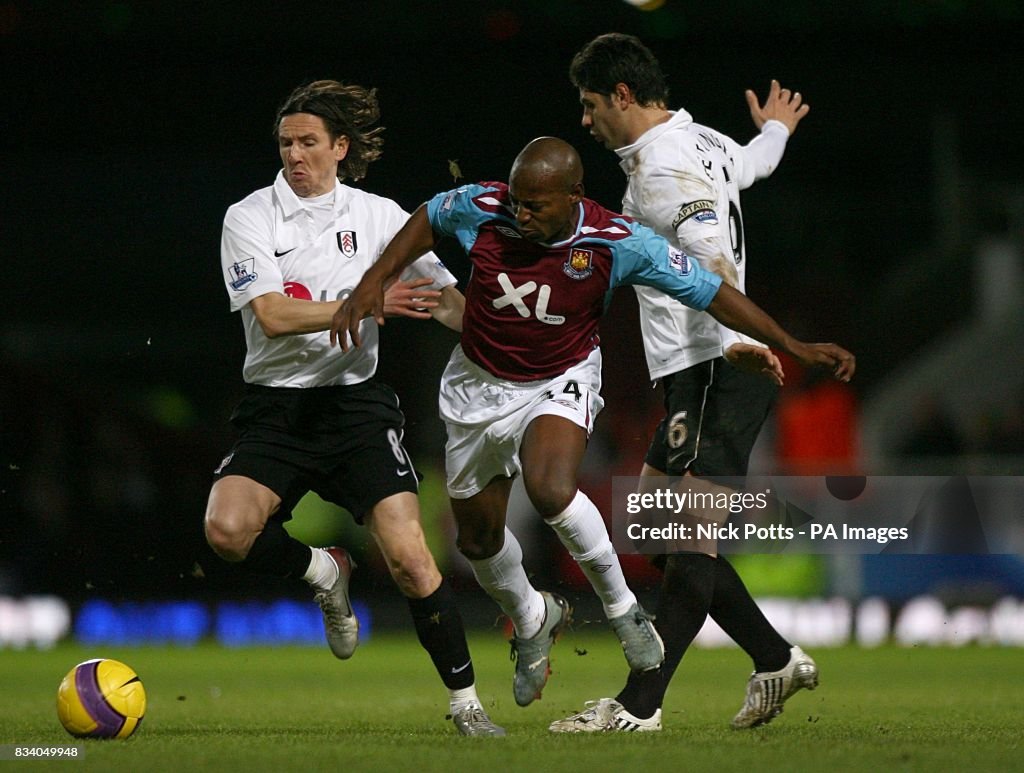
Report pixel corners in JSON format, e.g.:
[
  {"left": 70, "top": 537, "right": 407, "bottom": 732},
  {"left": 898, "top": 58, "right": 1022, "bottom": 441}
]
[{"left": 56, "top": 659, "right": 146, "bottom": 739}]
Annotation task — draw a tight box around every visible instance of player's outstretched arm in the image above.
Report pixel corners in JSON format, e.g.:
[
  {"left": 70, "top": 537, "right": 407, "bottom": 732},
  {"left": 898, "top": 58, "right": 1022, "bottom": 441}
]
[
  {"left": 249, "top": 292, "right": 345, "bottom": 338},
  {"left": 707, "top": 283, "right": 855, "bottom": 382},
  {"left": 746, "top": 79, "right": 809, "bottom": 134},
  {"left": 329, "top": 205, "right": 439, "bottom": 351}
]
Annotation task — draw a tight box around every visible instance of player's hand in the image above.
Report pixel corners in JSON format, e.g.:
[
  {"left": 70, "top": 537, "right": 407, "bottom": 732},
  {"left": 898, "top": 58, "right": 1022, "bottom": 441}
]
[
  {"left": 746, "top": 79, "right": 809, "bottom": 135},
  {"left": 725, "top": 343, "right": 784, "bottom": 386},
  {"left": 329, "top": 280, "right": 386, "bottom": 352},
  {"left": 792, "top": 342, "right": 856, "bottom": 382},
  {"left": 382, "top": 277, "right": 441, "bottom": 320}
]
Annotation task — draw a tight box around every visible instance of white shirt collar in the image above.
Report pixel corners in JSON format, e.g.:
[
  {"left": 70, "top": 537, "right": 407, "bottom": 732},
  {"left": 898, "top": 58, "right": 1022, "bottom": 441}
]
[
  {"left": 273, "top": 170, "right": 350, "bottom": 218},
  {"left": 615, "top": 109, "right": 693, "bottom": 173}
]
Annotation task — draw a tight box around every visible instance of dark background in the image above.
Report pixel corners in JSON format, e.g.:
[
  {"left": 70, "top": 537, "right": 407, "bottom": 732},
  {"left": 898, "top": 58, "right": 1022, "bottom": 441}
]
[{"left": 2, "top": 0, "right": 1023, "bottom": 600}]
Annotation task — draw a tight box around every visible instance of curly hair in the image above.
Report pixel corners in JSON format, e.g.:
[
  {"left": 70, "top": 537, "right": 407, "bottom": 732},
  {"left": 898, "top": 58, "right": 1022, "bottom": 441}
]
[
  {"left": 275, "top": 80, "right": 385, "bottom": 182},
  {"left": 569, "top": 33, "right": 669, "bottom": 107}
]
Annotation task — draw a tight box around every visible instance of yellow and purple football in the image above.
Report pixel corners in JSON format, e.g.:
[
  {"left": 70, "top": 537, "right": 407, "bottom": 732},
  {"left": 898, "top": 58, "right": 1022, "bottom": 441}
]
[{"left": 56, "top": 658, "right": 146, "bottom": 739}]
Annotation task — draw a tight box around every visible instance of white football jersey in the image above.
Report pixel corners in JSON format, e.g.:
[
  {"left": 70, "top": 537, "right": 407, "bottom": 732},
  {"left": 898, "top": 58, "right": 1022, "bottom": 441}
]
[
  {"left": 221, "top": 171, "right": 455, "bottom": 387},
  {"left": 616, "top": 110, "right": 789, "bottom": 379}
]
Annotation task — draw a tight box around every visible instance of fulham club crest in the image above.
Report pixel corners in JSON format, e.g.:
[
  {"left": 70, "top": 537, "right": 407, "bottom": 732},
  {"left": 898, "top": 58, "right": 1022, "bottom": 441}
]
[
  {"left": 563, "top": 247, "right": 593, "bottom": 280},
  {"left": 336, "top": 230, "right": 358, "bottom": 258}
]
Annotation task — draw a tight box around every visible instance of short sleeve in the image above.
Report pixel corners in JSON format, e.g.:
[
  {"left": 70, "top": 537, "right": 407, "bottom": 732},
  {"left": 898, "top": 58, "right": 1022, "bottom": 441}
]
[
  {"left": 220, "top": 204, "right": 284, "bottom": 312},
  {"left": 402, "top": 253, "right": 457, "bottom": 288}
]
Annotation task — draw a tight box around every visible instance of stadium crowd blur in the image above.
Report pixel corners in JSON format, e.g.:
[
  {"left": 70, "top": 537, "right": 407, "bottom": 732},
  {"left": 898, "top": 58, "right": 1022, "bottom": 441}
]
[{"left": 3, "top": 1, "right": 1024, "bottom": 607}]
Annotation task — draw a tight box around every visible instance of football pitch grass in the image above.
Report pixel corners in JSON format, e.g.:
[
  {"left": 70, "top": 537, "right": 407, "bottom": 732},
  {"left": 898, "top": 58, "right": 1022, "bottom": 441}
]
[{"left": 2, "top": 632, "right": 1021, "bottom": 772}]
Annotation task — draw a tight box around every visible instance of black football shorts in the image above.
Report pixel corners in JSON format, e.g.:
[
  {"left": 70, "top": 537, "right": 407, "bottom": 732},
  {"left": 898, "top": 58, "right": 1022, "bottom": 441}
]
[
  {"left": 212, "top": 380, "right": 420, "bottom": 523},
  {"left": 644, "top": 357, "right": 778, "bottom": 477}
]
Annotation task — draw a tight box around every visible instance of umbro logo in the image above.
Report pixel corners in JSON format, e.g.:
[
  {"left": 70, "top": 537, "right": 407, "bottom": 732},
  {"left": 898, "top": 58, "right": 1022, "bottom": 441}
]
[
  {"left": 495, "top": 224, "right": 522, "bottom": 239},
  {"left": 274, "top": 247, "right": 296, "bottom": 257}
]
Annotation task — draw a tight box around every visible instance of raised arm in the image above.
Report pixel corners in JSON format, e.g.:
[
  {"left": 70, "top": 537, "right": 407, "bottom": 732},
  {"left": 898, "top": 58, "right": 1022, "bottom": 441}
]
[
  {"left": 329, "top": 204, "right": 438, "bottom": 350},
  {"left": 706, "top": 283, "right": 855, "bottom": 382},
  {"left": 745, "top": 79, "right": 809, "bottom": 134},
  {"left": 734, "top": 80, "right": 808, "bottom": 185}
]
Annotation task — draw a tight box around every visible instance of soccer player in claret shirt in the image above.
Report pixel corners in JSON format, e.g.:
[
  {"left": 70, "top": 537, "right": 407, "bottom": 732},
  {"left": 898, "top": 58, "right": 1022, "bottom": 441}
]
[
  {"left": 205, "top": 79, "right": 503, "bottom": 736},
  {"left": 557, "top": 32, "right": 826, "bottom": 731},
  {"left": 331, "top": 136, "right": 854, "bottom": 709}
]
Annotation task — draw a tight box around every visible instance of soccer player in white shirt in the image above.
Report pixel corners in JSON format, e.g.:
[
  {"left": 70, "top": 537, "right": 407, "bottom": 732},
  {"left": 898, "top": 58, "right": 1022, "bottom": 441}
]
[
  {"left": 204, "top": 80, "right": 502, "bottom": 736},
  {"left": 553, "top": 33, "right": 833, "bottom": 732}
]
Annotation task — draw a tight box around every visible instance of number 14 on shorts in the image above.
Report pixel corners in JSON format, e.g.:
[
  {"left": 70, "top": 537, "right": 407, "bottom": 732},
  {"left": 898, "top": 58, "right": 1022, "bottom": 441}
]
[{"left": 544, "top": 381, "right": 582, "bottom": 402}]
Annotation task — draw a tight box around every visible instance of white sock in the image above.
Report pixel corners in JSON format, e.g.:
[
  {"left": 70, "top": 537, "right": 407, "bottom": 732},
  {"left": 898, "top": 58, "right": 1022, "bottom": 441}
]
[
  {"left": 545, "top": 490, "right": 636, "bottom": 619},
  {"left": 302, "top": 547, "right": 338, "bottom": 591},
  {"left": 449, "top": 685, "right": 480, "bottom": 714},
  {"left": 468, "top": 528, "right": 547, "bottom": 638}
]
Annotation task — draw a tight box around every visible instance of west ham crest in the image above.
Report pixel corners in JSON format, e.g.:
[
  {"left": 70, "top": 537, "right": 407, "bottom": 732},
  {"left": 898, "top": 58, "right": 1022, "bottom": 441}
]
[
  {"left": 563, "top": 247, "right": 594, "bottom": 280},
  {"left": 336, "top": 230, "right": 358, "bottom": 258}
]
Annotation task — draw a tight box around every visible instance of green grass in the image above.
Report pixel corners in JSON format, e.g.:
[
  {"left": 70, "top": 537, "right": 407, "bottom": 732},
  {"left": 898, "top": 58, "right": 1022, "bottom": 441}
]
[{"left": 1, "top": 633, "right": 1021, "bottom": 772}]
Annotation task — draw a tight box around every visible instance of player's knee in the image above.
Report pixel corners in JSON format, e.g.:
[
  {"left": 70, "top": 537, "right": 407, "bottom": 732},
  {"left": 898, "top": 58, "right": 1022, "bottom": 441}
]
[
  {"left": 522, "top": 472, "right": 575, "bottom": 518},
  {"left": 387, "top": 548, "right": 439, "bottom": 597},
  {"left": 456, "top": 522, "right": 504, "bottom": 560},
  {"left": 204, "top": 511, "right": 250, "bottom": 562}
]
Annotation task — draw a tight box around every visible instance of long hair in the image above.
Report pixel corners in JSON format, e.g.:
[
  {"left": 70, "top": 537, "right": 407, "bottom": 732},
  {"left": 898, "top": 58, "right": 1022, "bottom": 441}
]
[{"left": 275, "top": 80, "right": 385, "bottom": 181}]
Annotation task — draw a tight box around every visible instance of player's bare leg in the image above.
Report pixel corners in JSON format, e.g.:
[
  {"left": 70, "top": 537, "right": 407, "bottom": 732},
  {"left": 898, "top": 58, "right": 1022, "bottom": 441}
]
[
  {"left": 204, "top": 475, "right": 280, "bottom": 563},
  {"left": 367, "top": 492, "right": 442, "bottom": 598},
  {"left": 204, "top": 475, "right": 358, "bottom": 658}
]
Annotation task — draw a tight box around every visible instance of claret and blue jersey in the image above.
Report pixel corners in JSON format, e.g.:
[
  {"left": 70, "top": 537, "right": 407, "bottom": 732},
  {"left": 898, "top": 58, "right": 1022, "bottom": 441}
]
[{"left": 425, "top": 181, "right": 722, "bottom": 382}]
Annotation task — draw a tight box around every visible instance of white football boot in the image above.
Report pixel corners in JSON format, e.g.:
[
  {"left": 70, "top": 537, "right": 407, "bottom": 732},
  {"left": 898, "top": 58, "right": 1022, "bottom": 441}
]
[
  {"left": 549, "top": 698, "right": 662, "bottom": 733},
  {"left": 731, "top": 645, "right": 819, "bottom": 729}
]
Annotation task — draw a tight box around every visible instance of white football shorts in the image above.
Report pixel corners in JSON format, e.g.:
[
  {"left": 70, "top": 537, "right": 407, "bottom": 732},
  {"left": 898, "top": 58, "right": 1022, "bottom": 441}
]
[{"left": 439, "top": 345, "right": 604, "bottom": 499}]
